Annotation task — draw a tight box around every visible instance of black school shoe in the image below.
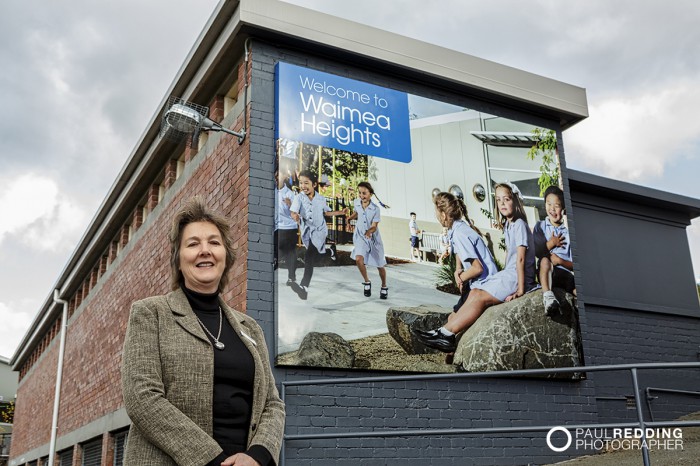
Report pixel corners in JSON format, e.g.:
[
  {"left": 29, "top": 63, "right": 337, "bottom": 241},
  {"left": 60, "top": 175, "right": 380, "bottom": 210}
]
[
  {"left": 291, "top": 282, "right": 308, "bottom": 300},
  {"left": 412, "top": 328, "right": 456, "bottom": 353},
  {"left": 298, "top": 285, "right": 308, "bottom": 300}
]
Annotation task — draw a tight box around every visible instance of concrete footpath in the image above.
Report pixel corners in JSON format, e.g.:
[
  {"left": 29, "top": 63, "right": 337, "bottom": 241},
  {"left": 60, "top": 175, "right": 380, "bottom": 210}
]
[{"left": 275, "top": 259, "right": 455, "bottom": 354}]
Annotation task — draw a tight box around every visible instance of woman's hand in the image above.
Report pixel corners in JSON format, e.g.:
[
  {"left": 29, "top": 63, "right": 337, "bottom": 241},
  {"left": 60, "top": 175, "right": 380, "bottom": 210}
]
[{"left": 220, "top": 453, "right": 261, "bottom": 466}]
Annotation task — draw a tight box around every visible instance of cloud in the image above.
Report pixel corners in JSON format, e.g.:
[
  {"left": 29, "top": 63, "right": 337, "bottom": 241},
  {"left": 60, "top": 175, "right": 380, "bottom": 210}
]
[
  {"left": 0, "top": 174, "right": 57, "bottom": 239},
  {"left": 0, "top": 0, "right": 220, "bottom": 364},
  {"left": 0, "top": 0, "right": 220, "bottom": 202},
  {"left": 0, "top": 300, "right": 37, "bottom": 360},
  {"left": 563, "top": 76, "right": 700, "bottom": 181},
  {"left": 0, "top": 173, "right": 89, "bottom": 252}
]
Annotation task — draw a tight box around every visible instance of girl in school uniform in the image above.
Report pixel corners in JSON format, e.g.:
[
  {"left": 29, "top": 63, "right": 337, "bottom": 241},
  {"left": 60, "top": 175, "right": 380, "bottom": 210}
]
[
  {"left": 289, "top": 170, "right": 345, "bottom": 300},
  {"left": 275, "top": 163, "right": 299, "bottom": 286},
  {"left": 431, "top": 192, "right": 498, "bottom": 315},
  {"left": 346, "top": 181, "right": 390, "bottom": 299},
  {"left": 415, "top": 182, "right": 537, "bottom": 354}
]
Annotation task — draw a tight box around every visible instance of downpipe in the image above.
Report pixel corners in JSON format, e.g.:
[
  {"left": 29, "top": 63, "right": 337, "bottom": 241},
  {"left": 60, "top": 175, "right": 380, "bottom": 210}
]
[{"left": 47, "top": 289, "right": 69, "bottom": 466}]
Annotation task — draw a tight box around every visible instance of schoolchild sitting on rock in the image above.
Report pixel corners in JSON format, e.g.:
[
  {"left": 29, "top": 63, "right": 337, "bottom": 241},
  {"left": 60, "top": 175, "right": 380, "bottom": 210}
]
[{"left": 414, "top": 182, "right": 537, "bottom": 354}]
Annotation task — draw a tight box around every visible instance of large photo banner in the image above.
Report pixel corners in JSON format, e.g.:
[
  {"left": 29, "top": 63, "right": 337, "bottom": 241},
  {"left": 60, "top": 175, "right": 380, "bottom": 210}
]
[
  {"left": 275, "top": 62, "right": 411, "bottom": 162},
  {"left": 274, "top": 61, "right": 584, "bottom": 377}
]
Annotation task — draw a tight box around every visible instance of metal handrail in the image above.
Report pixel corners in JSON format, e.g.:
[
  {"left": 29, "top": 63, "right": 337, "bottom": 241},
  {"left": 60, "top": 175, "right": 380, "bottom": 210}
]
[
  {"left": 280, "top": 361, "right": 700, "bottom": 466},
  {"left": 645, "top": 386, "right": 700, "bottom": 422}
]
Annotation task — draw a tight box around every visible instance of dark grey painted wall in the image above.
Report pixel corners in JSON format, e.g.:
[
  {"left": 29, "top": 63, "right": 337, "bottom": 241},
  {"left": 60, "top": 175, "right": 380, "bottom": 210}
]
[
  {"left": 581, "top": 305, "right": 700, "bottom": 424},
  {"left": 245, "top": 38, "right": 700, "bottom": 465},
  {"left": 571, "top": 190, "right": 699, "bottom": 316},
  {"left": 568, "top": 181, "right": 700, "bottom": 427}
]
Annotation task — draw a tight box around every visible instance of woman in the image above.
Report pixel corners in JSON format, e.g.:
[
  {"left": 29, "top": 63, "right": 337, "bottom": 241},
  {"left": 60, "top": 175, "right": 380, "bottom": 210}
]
[{"left": 122, "top": 197, "right": 285, "bottom": 466}]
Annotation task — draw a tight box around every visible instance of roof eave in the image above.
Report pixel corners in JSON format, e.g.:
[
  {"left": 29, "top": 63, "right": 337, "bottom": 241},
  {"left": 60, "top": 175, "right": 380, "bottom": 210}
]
[
  {"left": 568, "top": 169, "right": 700, "bottom": 220},
  {"left": 238, "top": 0, "right": 588, "bottom": 128}
]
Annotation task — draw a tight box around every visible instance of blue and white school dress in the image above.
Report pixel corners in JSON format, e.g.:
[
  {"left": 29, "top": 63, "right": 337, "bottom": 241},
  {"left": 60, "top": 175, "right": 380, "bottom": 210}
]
[
  {"left": 472, "top": 218, "right": 537, "bottom": 301},
  {"left": 277, "top": 185, "right": 297, "bottom": 232},
  {"left": 290, "top": 192, "right": 331, "bottom": 253},
  {"left": 449, "top": 219, "right": 498, "bottom": 286},
  {"left": 350, "top": 199, "right": 387, "bottom": 267},
  {"left": 533, "top": 217, "right": 572, "bottom": 271}
]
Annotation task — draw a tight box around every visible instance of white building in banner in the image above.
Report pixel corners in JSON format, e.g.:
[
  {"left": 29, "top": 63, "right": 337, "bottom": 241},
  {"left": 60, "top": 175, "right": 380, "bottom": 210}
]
[{"left": 375, "top": 109, "right": 546, "bottom": 262}]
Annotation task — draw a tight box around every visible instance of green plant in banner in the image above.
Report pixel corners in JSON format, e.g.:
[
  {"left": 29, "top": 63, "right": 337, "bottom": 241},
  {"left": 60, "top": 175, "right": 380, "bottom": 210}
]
[
  {"left": 0, "top": 400, "right": 14, "bottom": 424},
  {"left": 527, "top": 128, "right": 560, "bottom": 196},
  {"left": 434, "top": 252, "right": 459, "bottom": 295}
]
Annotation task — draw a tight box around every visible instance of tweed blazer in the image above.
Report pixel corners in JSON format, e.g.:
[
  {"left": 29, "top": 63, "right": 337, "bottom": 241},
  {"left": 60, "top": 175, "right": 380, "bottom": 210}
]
[{"left": 121, "top": 289, "right": 285, "bottom": 466}]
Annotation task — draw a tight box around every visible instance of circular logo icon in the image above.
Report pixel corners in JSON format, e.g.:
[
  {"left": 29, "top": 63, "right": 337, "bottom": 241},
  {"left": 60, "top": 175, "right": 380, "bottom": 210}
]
[{"left": 546, "top": 426, "right": 572, "bottom": 452}]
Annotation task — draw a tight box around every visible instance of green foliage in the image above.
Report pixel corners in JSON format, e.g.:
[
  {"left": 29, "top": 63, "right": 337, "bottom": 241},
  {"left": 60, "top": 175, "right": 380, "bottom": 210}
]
[
  {"left": 0, "top": 401, "right": 14, "bottom": 424},
  {"left": 527, "top": 128, "right": 560, "bottom": 196},
  {"left": 490, "top": 253, "right": 505, "bottom": 272},
  {"left": 298, "top": 143, "right": 371, "bottom": 210},
  {"left": 435, "top": 253, "right": 457, "bottom": 287}
]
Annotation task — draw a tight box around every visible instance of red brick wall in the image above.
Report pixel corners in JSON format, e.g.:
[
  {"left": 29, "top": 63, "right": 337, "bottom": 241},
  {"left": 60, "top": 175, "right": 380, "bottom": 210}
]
[
  {"left": 11, "top": 342, "right": 59, "bottom": 455},
  {"left": 10, "top": 69, "right": 251, "bottom": 458}
]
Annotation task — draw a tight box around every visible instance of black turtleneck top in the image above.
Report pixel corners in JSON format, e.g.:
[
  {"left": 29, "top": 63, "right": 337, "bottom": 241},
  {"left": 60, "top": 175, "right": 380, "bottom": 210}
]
[{"left": 181, "top": 286, "right": 273, "bottom": 466}]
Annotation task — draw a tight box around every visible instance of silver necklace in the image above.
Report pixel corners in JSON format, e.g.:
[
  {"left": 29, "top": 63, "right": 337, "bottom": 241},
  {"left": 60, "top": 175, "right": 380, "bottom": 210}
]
[{"left": 194, "top": 306, "right": 225, "bottom": 350}]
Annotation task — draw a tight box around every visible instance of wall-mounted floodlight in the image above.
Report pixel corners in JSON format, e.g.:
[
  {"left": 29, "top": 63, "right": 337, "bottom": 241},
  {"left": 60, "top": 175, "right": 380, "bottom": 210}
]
[{"left": 159, "top": 96, "right": 246, "bottom": 146}]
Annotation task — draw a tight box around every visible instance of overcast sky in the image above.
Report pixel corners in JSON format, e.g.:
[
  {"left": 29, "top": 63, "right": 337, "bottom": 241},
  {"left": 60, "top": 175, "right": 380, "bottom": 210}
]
[{"left": 2, "top": 0, "right": 700, "bottom": 359}]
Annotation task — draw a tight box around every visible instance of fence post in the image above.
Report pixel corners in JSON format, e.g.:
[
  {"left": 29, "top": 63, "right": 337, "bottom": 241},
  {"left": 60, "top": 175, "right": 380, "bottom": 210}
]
[
  {"left": 280, "top": 384, "right": 286, "bottom": 466},
  {"left": 630, "top": 368, "right": 651, "bottom": 466}
]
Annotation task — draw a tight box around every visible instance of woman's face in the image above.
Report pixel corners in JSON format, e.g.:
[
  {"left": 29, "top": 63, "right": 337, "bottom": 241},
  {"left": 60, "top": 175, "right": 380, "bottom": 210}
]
[
  {"left": 495, "top": 186, "right": 515, "bottom": 220},
  {"left": 179, "top": 221, "right": 226, "bottom": 293}
]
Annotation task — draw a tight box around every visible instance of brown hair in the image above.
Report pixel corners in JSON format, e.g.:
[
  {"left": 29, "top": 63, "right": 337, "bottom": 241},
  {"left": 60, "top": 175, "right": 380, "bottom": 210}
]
[
  {"left": 358, "top": 181, "right": 390, "bottom": 208},
  {"left": 493, "top": 182, "right": 527, "bottom": 230},
  {"left": 298, "top": 169, "right": 317, "bottom": 186},
  {"left": 433, "top": 191, "right": 482, "bottom": 236},
  {"left": 169, "top": 196, "right": 235, "bottom": 293}
]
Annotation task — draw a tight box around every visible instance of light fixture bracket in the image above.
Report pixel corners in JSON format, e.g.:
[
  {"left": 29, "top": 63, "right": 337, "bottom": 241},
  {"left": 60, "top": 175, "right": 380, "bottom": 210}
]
[{"left": 159, "top": 96, "right": 246, "bottom": 146}]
